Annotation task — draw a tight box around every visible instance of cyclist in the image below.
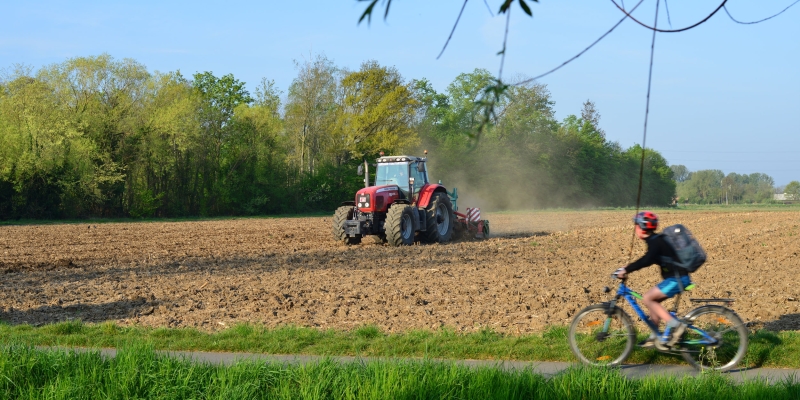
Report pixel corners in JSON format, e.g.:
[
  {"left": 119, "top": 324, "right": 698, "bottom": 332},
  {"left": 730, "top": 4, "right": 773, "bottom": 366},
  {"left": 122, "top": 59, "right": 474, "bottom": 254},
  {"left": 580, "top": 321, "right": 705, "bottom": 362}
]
[{"left": 615, "top": 211, "right": 693, "bottom": 349}]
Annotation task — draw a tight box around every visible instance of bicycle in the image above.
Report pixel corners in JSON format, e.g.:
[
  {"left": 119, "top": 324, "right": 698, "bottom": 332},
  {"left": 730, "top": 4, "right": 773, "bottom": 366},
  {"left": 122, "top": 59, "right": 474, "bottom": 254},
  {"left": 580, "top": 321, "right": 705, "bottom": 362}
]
[{"left": 568, "top": 273, "right": 749, "bottom": 372}]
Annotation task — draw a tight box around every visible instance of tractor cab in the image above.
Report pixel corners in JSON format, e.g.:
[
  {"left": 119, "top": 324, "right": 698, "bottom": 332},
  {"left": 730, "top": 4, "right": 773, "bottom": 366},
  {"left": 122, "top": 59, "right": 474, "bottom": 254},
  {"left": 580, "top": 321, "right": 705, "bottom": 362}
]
[{"left": 374, "top": 155, "right": 428, "bottom": 198}]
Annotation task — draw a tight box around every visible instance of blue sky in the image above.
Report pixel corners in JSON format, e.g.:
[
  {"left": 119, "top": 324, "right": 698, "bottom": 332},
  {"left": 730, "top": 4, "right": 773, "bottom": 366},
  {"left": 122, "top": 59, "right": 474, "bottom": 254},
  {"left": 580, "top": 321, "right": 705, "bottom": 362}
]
[{"left": 2, "top": 1, "right": 799, "bottom": 185}]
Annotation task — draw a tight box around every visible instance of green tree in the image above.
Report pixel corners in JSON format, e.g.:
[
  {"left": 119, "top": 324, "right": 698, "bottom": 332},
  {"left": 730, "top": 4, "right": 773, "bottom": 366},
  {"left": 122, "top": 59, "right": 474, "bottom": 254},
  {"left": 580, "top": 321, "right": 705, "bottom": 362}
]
[
  {"left": 284, "top": 54, "right": 338, "bottom": 174},
  {"left": 133, "top": 71, "right": 201, "bottom": 216},
  {"left": 785, "top": 181, "right": 800, "bottom": 200},
  {"left": 678, "top": 170, "right": 724, "bottom": 204},
  {"left": 622, "top": 145, "right": 675, "bottom": 206},
  {"left": 443, "top": 68, "right": 497, "bottom": 135},
  {"left": 410, "top": 78, "right": 449, "bottom": 128},
  {"left": 43, "top": 54, "right": 149, "bottom": 215},
  {"left": 331, "top": 60, "right": 419, "bottom": 163},
  {"left": 554, "top": 101, "right": 613, "bottom": 204},
  {"left": 192, "top": 71, "right": 253, "bottom": 213},
  {"left": 670, "top": 165, "right": 690, "bottom": 183},
  {"left": 745, "top": 173, "right": 775, "bottom": 203},
  {"left": 220, "top": 79, "right": 286, "bottom": 214},
  {"left": 0, "top": 56, "right": 142, "bottom": 218}
]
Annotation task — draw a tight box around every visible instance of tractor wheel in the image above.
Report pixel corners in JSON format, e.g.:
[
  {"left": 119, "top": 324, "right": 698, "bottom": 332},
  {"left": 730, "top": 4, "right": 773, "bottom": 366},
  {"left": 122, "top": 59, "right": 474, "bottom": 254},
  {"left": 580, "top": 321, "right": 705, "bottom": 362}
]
[
  {"left": 332, "top": 206, "right": 361, "bottom": 245},
  {"left": 386, "top": 204, "right": 416, "bottom": 246},
  {"left": 424, "top": 192, "right": 455, "bottom": 243}
]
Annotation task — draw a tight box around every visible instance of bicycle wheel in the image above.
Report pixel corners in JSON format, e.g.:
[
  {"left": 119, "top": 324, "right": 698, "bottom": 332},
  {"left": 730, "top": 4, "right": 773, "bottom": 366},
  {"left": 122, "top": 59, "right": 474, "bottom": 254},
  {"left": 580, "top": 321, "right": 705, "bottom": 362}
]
[
  {"left": 680, "top": 305, "right": 749, "bottom": 372},
  {"left": 569, "top": 304, "right": 635, "bottom": 367}
]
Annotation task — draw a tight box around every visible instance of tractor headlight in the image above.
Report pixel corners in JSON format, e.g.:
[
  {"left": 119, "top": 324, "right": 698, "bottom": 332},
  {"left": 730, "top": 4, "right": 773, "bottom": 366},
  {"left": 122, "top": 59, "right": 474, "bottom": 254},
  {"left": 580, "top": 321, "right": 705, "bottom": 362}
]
[{"left": 357, "top": 194, "right": 371, "bottom": 208}]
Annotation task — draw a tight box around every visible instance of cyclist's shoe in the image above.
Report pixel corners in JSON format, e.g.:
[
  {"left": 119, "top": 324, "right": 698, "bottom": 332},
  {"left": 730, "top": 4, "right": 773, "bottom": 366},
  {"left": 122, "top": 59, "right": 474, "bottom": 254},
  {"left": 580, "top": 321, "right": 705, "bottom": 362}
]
[
  {"left": 665, "top": 322, "right": 688, "bottom": 347},
  {"left": 637, "top": 337, "right": 657, "bottom": 349},
  {"left": 654, "top": 340, "right": 670, "bottom": 351}
]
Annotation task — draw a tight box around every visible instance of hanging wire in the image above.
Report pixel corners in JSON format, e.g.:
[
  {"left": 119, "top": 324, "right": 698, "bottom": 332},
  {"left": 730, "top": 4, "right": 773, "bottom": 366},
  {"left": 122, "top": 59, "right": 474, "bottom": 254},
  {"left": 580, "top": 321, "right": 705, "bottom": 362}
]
[
  {"left": 498, "top": 4, "right": 512, "bottom": 80},
  {"left": 610, "top": 0, "right": 726, "bottom": 33},
  {"left": 515, "top": 0, "right": 646, "bottom": 86},
  {"left": 629, "top": 0, "right": 660, "bottom": 260},
  {"left": 664, "top": 0, "right": 673, "bottom": 27},
  {"left": 723, "top": 0, "right": 800, "bottom": 24},
  {"left": 483, "top": 0, "right": 495, "bottom": 16},
  {"left": 437, "top": 0, "right": 470, "bottom": 59}
]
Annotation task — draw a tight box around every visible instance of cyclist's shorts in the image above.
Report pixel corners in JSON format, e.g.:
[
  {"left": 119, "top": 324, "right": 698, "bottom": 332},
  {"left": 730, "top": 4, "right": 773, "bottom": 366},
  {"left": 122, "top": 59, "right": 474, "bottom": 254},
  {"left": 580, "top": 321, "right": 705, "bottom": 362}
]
[{"left": 657, "top": 275, "right": 694, "bottom": 298}]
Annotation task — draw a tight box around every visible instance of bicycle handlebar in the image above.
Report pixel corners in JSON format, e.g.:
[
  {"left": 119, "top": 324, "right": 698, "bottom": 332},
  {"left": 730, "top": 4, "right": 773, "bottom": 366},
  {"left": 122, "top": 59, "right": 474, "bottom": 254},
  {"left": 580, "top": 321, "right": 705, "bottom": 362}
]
[{"left": 611, "top": 269, "right": 627, "bottom": 282}]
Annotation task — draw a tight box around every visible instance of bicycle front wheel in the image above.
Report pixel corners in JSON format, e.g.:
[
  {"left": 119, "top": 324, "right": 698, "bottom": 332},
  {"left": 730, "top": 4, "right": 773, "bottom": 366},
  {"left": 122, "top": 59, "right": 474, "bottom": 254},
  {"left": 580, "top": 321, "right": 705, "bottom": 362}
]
[
  {"left": 569, "top": 304, "right": 635, "bottom": 367},
  {"left": 680, "top": 305, "right": 749, "bottom": 372}
]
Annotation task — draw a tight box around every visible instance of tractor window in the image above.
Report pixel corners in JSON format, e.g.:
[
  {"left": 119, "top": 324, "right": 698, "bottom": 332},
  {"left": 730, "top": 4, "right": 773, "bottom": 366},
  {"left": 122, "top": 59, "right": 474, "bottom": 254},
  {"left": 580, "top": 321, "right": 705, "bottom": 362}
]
[
  {"left": 410, "top": 162, "right": 426, "bottom": 194},
  {"left": 375, "top": 162, "right": 409, "bottom": 187}
]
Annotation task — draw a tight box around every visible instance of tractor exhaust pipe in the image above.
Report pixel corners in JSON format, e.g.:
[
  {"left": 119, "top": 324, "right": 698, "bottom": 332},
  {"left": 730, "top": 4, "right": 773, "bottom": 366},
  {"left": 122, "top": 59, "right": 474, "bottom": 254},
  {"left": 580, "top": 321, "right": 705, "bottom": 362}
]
[{"left": 359, "top": 159, "right": 370, "bottom": 188}]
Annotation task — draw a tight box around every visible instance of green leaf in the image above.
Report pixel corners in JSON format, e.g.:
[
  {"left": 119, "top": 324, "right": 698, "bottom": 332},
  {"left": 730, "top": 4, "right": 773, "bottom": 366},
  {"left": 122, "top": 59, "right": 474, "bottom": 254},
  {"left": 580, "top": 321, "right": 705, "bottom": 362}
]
[
  {"left": 384, "top": 0, "right": 392, "bottom": 20},
  {"left": 519, "top": 0, "right": 533, "bottom": 16},
  {"left": 499, "top": 0, "right": 512, "bottom": 14},
  {"left": 359, "top": 0, "right": 379, "bottom": 25}
]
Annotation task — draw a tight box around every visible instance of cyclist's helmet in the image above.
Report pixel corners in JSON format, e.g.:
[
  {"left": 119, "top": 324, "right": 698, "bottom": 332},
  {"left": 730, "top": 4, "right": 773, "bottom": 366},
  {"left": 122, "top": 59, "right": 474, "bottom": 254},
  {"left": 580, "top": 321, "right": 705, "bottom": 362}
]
[{"left": 633, "top": 211, "right": 658, "bottom": 232}]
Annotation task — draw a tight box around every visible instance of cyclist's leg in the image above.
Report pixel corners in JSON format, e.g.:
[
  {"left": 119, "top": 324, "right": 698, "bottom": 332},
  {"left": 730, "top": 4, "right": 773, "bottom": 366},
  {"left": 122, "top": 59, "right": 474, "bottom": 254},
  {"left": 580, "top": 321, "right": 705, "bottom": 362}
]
[
  {"left": 643, "top": 286, "right": 671, "bottom": 327},
  {"left": 654, "top": 275, "right": 693, "bottom": 345}
]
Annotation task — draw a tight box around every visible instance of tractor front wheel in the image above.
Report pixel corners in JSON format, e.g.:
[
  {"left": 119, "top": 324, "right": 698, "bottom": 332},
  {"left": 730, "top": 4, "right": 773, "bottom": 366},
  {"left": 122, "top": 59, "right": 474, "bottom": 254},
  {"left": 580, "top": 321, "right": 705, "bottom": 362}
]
[
  {"left": 386, "top": 204, "right": 416, "bottom": 246},
  {"left": 332, "top": 206, "right": 362, "bottom": 245},
  {"left": 424, "top": 192, "right": 455, "bottom": 243}
]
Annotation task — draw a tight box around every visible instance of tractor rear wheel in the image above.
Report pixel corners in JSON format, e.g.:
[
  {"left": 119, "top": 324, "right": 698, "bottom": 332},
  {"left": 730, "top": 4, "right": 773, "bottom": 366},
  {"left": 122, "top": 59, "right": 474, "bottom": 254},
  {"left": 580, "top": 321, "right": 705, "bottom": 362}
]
[
  {"left": 332, "top": 206, "right": 361, "bottom": 245},
  {"left": 386, "top": 204, "right": 416, "bottom": 246},
  {"left": 424, "top": 192, "right": 454, "bottom": 243}
]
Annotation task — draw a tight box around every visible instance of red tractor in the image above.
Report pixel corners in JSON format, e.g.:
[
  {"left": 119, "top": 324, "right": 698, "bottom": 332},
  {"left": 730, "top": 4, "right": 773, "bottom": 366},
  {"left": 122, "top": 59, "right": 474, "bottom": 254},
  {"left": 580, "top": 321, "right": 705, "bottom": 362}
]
[{"left": 332, "top": 153, "right": 488, "bottom": 246}]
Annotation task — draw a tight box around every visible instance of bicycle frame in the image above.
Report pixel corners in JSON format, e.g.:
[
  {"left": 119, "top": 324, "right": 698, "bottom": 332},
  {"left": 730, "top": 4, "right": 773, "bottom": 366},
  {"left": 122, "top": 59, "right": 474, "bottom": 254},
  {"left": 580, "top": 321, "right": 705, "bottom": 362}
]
[{"left": 607, "top": 280, "right": 719, "bottom": 347}]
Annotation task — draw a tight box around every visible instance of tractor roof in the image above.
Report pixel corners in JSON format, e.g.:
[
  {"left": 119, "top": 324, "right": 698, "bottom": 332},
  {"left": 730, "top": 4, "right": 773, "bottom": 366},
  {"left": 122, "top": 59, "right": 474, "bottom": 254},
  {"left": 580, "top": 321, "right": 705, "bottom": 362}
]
[{"left": 376, "top": 155, "right": 426, "bottom": 163}]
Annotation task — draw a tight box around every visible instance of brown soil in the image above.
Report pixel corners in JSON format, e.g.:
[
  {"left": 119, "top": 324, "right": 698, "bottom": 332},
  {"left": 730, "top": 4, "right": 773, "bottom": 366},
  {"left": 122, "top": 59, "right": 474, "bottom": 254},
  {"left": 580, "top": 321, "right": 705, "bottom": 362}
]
[{"left": 1, "top": 210, "right": 798, "bottom": 333}]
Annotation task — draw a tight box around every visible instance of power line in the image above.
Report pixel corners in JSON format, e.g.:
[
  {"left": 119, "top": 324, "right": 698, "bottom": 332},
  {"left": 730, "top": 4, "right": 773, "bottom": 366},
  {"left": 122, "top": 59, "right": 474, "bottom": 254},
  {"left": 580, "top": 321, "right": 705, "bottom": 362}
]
[
  {"left": 516, "top": 0, "right": 646, "bottom": 85},
  {"left": 630, "top": 0, "right": 659, "bottom": 261},
  {"left": 610, "top": 0, "right": 728, "bottom": 33},
  {"left": 723, "top": 0, "right": 800, "bottom": 24},
  {"left": 664, "top": 0, "right": 673, "bottom": 27},
  {"left": 482, "top": 0, "right": 494, "bottom": 16},
  {"left": 436, "top": 0, "right": 469, "bottom": 60},
  {"left": 498, "top": 4, "right": 512, "bottom": 80}
]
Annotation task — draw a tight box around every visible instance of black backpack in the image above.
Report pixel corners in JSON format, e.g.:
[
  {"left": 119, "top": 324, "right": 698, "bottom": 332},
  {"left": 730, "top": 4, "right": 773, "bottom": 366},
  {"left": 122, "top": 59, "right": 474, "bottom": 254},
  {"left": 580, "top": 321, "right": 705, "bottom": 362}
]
[{"left": 658, "top": 224, "right": 706, "bottom": 272}]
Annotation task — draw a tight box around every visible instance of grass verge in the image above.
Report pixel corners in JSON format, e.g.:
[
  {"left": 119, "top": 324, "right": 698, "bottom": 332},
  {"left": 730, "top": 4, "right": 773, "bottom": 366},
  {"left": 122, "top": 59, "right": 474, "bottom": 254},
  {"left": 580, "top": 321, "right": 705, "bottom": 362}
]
[
  {"left": 0, "top": 344, "right": 798, "bottom": 399},
  {"left": 1, "top": 321, "right": 799, "bottom": 369}
]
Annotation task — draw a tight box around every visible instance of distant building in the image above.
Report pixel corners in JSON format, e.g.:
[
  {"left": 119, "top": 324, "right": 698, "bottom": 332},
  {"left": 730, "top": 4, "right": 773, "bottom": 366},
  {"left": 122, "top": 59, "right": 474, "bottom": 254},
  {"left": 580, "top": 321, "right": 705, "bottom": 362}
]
[{"left": 774, "top": 193, "right": 798, "bottom": 203}]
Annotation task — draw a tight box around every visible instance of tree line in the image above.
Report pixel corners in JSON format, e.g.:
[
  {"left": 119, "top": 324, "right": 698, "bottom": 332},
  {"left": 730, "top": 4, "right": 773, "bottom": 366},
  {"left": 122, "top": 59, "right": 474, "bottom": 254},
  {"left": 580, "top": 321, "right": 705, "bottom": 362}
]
[
  {"left": 0, "top": 54, "right": 678, "bottom": 220},
  {"left": 671, "top": 165, "right": 782, "bottom": 204}
]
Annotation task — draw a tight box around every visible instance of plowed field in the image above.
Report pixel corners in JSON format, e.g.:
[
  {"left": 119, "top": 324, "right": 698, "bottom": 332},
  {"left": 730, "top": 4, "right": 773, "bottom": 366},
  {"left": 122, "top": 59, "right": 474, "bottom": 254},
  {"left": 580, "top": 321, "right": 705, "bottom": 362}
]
[{"left": 1, "top": 209, "right": 798, "bottom": 333}]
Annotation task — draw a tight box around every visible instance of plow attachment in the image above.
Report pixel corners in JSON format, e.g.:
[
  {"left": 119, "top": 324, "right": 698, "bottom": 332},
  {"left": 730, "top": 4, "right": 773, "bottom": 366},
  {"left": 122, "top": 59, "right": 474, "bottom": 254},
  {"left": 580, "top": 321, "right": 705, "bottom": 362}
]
[{"left": 454, "top": 207, "right": 490, "bottom": 239}]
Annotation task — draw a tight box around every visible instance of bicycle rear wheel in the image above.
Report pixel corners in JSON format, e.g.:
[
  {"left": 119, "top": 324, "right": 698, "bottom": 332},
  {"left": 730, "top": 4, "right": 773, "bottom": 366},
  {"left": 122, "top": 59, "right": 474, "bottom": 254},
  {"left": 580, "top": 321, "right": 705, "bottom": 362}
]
[
  {"left": 680, "top": 305, "right": 748, "bottom": 372},
  {"left": 569, "top": 304, "right": 635, "bottom": 367}
]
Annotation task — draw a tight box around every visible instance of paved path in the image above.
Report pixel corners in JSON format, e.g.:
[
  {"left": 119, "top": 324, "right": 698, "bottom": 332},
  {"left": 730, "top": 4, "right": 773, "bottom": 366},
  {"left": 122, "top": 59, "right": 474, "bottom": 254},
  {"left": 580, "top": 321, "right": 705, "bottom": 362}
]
[{"left": 68, "top": 348, "right": 798, "bottom": 384}]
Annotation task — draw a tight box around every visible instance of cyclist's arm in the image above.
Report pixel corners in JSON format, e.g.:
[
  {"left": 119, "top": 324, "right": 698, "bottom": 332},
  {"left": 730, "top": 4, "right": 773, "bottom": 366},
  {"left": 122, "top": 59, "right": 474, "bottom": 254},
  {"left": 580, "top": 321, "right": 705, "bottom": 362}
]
[{"left": 624, "top": 243, "right": 657, "bottom": 273}]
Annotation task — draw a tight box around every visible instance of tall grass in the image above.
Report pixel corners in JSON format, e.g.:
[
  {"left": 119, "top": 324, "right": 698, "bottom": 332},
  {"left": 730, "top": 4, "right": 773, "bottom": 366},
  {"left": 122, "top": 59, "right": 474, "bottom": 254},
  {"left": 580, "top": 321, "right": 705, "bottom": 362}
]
[
  {"left": 2, "top": 321, "right": 799, "bottom": 369},
  {"left": 0, "top": 344, "right": 797, "bottom": 399}
]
